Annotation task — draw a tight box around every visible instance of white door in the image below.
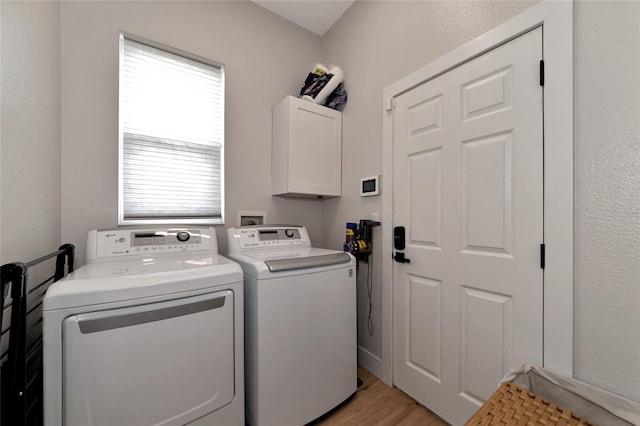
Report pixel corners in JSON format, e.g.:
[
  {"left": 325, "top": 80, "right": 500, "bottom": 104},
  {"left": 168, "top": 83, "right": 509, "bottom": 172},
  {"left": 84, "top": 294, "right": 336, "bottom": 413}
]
[{"left": 393, "top": 27, "right": 543, "bottom": 425}]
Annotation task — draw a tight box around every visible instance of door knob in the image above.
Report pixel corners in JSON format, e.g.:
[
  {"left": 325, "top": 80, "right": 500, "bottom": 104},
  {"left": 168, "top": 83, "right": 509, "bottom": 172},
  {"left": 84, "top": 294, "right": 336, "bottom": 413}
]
[{"left": 393, "top": 252, "right": 410, "bottom": 264}]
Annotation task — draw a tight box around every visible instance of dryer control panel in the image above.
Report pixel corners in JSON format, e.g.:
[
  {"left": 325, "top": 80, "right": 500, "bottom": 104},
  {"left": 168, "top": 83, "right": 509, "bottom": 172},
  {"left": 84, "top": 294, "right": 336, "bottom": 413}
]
[
  {"left": 86, "top": 228, "right": 216, "bottom": 261},
  {"left": 230, "top": 226, "right": 310, "bottom": 250}
]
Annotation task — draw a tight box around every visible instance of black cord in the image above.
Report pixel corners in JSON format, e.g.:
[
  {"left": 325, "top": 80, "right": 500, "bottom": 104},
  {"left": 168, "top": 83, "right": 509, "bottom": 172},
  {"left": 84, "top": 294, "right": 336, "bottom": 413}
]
[{"left": 367, "top": 256, "right": 373, "bottom": 336}]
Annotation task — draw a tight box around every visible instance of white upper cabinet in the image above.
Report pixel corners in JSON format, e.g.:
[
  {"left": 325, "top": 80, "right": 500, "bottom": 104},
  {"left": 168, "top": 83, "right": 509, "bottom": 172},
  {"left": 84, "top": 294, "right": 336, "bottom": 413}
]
[{"left": 272, "top": 96, "right": 342, "bottom": 198}]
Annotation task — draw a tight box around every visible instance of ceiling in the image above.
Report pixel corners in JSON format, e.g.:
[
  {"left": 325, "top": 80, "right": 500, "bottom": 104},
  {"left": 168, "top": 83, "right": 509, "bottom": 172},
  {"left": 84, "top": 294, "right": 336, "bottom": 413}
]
[{"left": 251, "top": 1, "right": 355, "bottom": 36}]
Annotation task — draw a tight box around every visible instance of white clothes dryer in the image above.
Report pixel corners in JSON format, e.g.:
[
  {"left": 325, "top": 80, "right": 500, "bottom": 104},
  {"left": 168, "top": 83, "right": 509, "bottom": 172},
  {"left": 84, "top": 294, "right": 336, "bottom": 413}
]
[
  {"left": 43, "top": 227, "right": 244, "bottom": 426},
  {"left": 226, "top": 225, "right": 357, "bottom": 426}
]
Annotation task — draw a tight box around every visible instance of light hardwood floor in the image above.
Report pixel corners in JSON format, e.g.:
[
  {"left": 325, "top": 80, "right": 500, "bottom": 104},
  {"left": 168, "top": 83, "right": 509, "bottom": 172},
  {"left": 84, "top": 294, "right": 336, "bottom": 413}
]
[{"left": 317, "top": 367, "right": 449, "bottom": 425}]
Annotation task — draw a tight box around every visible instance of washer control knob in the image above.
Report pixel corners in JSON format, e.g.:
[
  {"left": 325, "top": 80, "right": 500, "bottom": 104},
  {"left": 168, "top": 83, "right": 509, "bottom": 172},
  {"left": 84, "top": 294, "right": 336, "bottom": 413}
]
[
  {"left": 176, "top": 231, "right": 190, "bottom": 242},
  {"left": 284, "top": 229, "right": 295, "bottom": 238}
]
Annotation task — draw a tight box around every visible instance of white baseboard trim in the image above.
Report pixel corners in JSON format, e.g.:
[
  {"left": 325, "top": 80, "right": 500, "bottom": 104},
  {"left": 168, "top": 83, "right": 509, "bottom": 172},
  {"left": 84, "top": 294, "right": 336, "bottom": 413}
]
[{"left": 357, "top": 345, "right": 384, "bottom": 379}]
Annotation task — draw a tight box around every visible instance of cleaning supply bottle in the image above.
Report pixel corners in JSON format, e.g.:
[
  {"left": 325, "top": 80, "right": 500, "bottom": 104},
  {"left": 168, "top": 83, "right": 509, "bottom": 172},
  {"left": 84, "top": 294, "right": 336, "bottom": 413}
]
[{"left": 343, "top": 222, "right": 357, "bottom": 252}]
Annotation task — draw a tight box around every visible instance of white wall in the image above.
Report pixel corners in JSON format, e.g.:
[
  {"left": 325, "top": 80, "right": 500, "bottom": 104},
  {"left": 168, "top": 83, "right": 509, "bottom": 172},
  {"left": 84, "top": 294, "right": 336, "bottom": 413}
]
[
  {"left": 322, "top": 0, "right": 640, "bottom": 402},
  {"left": 573, "top": 0, "right": 640, "bottom": 401},
  {"left": 321, "top": 0, "right": 537, "bottom": 371},
  {"left": 60, "top": 1, "right": 324, "bottom": 261},
  {"left": 1, "top": 1, "right": 61, "bottom": 267}
]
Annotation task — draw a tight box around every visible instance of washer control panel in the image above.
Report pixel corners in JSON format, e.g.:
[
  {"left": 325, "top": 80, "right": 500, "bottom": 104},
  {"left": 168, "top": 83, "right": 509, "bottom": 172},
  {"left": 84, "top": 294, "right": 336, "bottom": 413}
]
[
  {"left": 90, "top": 228, "right": 213, "bottom": 259},
  {"left": 233, "top": 226, "right": 310, "bottom": 249}
]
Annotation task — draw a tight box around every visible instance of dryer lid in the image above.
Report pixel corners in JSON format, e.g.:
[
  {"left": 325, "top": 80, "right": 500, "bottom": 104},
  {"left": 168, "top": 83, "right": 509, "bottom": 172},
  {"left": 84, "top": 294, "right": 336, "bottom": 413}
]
[{"left": 43, "top": 255, "right": 243, "bottom": 311}]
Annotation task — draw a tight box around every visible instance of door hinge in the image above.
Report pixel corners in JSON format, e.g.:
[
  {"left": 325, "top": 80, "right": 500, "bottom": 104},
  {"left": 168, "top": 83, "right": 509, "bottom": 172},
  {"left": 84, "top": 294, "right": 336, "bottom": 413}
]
[
  {"left": 540, "top": 243, "right": 546, "bottom": 269},
  {"left": 539, "top": 59, "right": 545, "bottom": 86},
  {"left": 385, "top": 97, "right": 395, "bottom": 112}
]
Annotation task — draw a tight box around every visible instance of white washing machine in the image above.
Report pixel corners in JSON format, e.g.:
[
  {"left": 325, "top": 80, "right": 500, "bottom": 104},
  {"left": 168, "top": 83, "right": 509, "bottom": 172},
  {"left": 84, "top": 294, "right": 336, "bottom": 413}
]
[
  {"left": 226, "top": 225, "right": 357, "bottom": 426},
  {"left": 43, "top": 227, "right": 244, "bottom": 426}
]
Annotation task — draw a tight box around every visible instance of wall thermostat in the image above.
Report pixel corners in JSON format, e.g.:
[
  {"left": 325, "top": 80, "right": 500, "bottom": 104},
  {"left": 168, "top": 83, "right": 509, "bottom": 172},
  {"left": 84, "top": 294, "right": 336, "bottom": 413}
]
[{"left": 360, "top": 175, "right": 380, "bottom": 197}]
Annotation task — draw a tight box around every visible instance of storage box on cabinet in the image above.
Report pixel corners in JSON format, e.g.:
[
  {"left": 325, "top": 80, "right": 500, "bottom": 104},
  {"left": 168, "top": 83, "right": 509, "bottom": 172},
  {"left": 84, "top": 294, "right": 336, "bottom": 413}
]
[{"left": 272, "top": 96, "right": 342, "bottom": 198}]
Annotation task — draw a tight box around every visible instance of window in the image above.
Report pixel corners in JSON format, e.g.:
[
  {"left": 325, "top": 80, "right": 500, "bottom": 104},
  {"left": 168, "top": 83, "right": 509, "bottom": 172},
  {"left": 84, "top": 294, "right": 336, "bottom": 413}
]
[{"left": 119, "top": 33, "right": 225, "bottom": 225}]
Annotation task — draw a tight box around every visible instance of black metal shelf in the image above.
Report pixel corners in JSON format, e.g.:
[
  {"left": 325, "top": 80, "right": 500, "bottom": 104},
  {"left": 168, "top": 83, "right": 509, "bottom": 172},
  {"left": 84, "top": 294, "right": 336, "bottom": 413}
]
[{"left": 1, "top": 244, "right": 74, "bottom": 426}]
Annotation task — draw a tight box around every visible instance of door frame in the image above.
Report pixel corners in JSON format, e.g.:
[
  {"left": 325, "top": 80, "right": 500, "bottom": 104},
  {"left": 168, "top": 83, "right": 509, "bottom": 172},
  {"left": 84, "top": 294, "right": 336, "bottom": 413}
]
[{"left": 379, "top": 1, "right": 573, "bottom": 386}]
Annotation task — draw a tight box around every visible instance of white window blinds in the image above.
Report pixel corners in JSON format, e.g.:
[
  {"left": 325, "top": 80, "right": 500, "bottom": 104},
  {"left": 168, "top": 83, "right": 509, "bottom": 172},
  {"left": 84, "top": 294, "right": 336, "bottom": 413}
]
[{"left": 119, "top": 33, "right": 224, "bottom": 224}]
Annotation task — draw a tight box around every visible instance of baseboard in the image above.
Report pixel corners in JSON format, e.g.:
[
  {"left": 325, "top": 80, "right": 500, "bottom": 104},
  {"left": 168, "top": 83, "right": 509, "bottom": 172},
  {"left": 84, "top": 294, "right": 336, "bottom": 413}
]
[{"left": 357, "top": 345, "right": 383, "bottom": 379}]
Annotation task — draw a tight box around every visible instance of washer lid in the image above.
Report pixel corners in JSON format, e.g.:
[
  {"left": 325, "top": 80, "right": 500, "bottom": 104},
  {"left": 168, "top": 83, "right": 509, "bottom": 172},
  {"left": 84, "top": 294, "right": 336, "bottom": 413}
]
[
  {"left": 262, "top": 252, "right": 350, "bottom": 272},
  {"left": 43, "top": 254, "right": 242, "bottom": 311},
  {"left": 229, "top": 247, "right": 355, "bottom": 278}
]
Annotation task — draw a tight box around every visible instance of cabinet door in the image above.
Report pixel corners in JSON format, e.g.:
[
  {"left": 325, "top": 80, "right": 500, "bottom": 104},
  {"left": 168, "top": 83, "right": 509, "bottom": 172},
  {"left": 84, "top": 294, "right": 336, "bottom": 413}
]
[
  {"left": 288, "top": 100, "right": 342, "bottom": 196},
  {"left": 272, "top": 96, "right": 342, "bottom": 197}
]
